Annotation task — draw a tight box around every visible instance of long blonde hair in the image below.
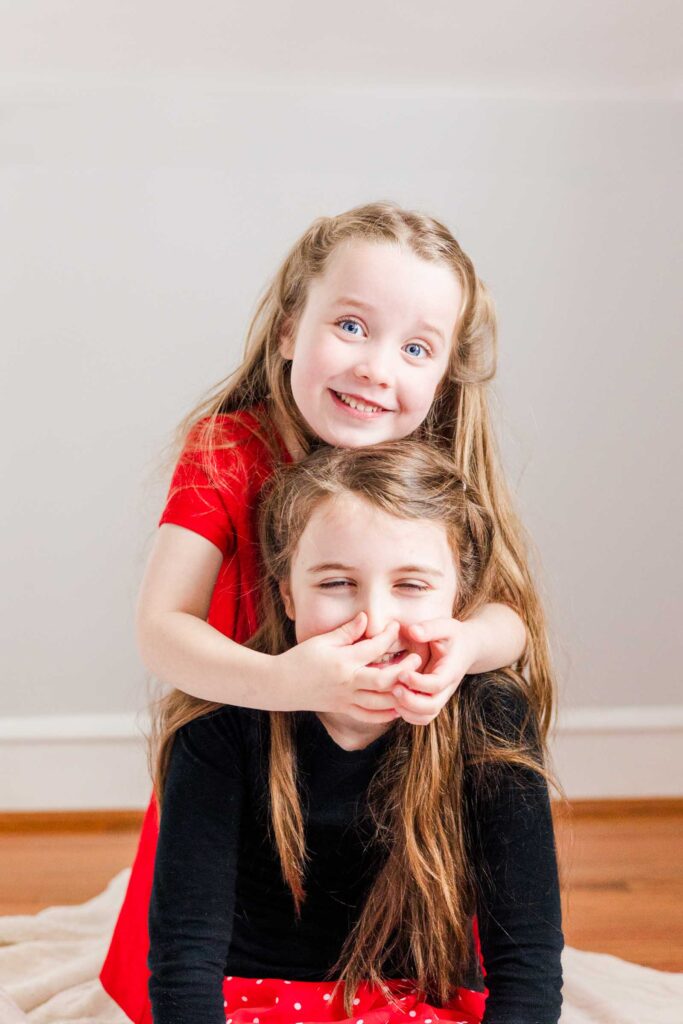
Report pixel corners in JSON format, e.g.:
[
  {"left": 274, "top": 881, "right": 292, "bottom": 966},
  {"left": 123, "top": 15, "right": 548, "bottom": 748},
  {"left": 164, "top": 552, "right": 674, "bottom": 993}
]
[
  {"left": 158, "top": 199, "right": 556, "bottom": 741},
  {"left": 150, "top": 441, "right": 566, "bottom": 1012}
]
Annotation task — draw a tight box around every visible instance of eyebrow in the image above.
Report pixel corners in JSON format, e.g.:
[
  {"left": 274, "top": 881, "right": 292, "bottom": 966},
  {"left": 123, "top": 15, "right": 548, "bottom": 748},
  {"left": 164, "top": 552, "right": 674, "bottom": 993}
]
[
  {"left": 307, "top": 561, "right": 445, "bottom": 578},
  {"left": 331, "top": 296, "right": 446, "bottom": 343}
]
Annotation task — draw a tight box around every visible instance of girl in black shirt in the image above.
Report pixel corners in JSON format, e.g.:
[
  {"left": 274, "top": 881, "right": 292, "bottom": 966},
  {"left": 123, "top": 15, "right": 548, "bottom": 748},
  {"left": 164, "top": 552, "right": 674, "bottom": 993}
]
[{"left": 148, "top": 440, "right": 564, "bottom": 1024}]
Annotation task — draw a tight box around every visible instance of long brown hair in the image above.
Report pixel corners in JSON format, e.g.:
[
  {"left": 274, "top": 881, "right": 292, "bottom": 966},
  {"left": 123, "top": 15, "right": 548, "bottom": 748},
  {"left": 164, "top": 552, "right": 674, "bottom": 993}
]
[
  {"left": 150, "top": 441, "right": 566, "bottom": 1012},
  {"left": 156, "top": 199, "right": 556, "bottom": 743}
]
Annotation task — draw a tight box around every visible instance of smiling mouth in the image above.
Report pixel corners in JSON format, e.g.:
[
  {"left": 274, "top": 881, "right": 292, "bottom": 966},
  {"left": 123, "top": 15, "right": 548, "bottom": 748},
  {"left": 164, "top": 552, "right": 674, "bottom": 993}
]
[{"left": 330, "top": 389, "right": 393, "bottom": 414}]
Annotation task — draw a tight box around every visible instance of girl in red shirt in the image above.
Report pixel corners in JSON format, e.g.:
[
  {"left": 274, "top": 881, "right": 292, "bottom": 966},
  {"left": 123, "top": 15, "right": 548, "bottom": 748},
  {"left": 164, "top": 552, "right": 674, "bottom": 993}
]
[{"left": 101, "top": 200, "right": 556, "bottom": 1023}]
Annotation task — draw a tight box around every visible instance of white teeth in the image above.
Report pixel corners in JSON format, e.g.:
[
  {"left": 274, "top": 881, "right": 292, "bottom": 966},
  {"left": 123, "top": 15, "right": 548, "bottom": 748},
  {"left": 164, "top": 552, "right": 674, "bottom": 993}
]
[
  {"left": 374, "top": 650, "right": 405, "bottom": 664},
  {"left": 335, "top": 391, "right": 384, "bottom": 413}
]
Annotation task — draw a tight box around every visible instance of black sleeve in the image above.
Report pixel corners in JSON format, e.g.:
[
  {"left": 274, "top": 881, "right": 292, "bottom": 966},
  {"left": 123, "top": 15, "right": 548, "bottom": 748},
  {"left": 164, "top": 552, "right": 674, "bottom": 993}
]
[
  {"left": 148, "top": 707, "right": 247, "bottom": 1024},
  {"left": 466, "top": 683, "right": 564, "bottom": 1024}
]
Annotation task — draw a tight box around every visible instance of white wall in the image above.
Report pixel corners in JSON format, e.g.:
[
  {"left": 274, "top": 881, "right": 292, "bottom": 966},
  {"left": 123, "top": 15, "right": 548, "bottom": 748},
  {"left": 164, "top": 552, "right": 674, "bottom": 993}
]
[{"left": 1, "top": 3, "right": 681, "bottom": 806}]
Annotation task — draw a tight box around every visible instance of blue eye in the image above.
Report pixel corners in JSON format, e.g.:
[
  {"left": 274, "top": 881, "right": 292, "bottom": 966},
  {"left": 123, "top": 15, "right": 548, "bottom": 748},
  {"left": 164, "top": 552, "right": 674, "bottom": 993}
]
[
  {"left": 336, "top": 318, "right": 364, "bottom": 336},
  {"left": 403, "top": 342, "right": 429, "bottom": 359}
]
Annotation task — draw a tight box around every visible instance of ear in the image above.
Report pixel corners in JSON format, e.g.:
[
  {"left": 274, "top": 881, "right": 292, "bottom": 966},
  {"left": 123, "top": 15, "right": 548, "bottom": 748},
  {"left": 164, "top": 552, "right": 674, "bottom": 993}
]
[{"left": 279, "top": 579, "right": 296, "bottom": 621}]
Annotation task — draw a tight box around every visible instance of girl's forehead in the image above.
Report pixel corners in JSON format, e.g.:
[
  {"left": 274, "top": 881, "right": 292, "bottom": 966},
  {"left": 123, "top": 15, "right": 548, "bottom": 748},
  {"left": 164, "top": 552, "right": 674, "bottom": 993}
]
[
  {"left": 319, "top": 238, "right": 439, "bottom": 285},
  {"left": 308, "top": 238, "right": 463, "bottom": 333},
  {"left": 294, "top": 493, "right": 454, "bottom": 568}
]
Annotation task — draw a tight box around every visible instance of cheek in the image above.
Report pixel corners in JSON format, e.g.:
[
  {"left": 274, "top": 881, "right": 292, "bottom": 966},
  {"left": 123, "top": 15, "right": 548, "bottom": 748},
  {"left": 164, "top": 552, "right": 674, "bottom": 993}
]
[
  {"left": 423, "top": 366, "right": 448, "bottom": 404},
  {"left": 294, "top": 336, "right": 344, "bottom": 387},
  {"left": 290, "top": 353, "right": 312, "bottom": 394},
  {"left": 399, "top": 368, "right": 443, "bottom": 413},
  {"left": 293, "top": 594, "right": 353, "bottom": 643}
]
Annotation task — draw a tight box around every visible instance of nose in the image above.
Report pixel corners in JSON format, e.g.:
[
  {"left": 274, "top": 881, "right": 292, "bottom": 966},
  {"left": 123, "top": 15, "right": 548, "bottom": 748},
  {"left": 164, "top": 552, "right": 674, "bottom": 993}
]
[
  {"left": 363, "top": 596, "right": 394, "bottom": 640},
  {"left": 352, "top": 343, "right": 394, "bottom": 389}
]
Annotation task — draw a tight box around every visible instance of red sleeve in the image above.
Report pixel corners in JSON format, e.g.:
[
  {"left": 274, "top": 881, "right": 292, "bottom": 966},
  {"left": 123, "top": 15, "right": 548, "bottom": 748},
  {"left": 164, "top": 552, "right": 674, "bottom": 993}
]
[{"left": 157, "top": 423, "right": 236, "bottom": 558}]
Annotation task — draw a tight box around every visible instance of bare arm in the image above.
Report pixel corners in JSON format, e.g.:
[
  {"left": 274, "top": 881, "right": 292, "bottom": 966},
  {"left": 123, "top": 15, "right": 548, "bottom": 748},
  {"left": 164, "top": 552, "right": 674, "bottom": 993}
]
[
  {"left": 464, "top": 601, "right": 527, "bottom": 674},
  {"left": 136, "top": 524, "right": 278, "bottom": 708}
]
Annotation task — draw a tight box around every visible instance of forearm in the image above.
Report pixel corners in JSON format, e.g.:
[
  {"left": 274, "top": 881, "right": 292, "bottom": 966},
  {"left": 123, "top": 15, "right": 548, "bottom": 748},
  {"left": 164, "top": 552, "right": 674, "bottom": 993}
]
[
  {"left": 465, "top": 602, "right": 527, "bottom": 674},
  {"left": 137, "top": 611, "right": 283, "bottom": 709}
]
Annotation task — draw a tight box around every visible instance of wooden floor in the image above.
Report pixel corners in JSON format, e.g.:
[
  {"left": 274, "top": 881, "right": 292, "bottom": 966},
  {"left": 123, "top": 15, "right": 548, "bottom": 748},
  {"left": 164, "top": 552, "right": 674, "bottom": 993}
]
[{"left": 0, "top": 800, "right": 681, "bottom": 972}]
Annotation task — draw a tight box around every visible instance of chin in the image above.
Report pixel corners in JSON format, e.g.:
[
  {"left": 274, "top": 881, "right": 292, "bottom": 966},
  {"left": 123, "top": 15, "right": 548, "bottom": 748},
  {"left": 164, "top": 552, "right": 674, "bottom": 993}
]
[{"left": 321, "top": 423, "right": 396, "bottom": 449}]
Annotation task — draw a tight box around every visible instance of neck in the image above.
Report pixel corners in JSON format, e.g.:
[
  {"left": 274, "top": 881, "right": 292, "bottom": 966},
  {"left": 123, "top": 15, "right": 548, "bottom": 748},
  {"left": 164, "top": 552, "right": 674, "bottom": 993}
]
[{"left": 316, "top": 711, "right": 393, "bottom": 752}]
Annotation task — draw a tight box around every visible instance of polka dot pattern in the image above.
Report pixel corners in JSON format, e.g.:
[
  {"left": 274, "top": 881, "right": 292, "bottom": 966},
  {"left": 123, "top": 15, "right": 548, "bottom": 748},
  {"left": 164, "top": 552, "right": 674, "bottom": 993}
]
[{"left": 220, "top": 976, "right": 485, "bottom": 1024}]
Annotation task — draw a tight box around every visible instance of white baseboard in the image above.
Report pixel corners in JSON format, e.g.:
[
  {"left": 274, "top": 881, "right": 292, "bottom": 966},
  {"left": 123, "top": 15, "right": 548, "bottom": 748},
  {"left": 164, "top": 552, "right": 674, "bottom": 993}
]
[
  {"left": 0, "top": 713, "right": 152, "bottom": 812},
  {"left": 551, "top": 704, "right": 683, "bottom": 800},
  {"left": 1, "top": 706, "right": 682, "bottom": 811}
]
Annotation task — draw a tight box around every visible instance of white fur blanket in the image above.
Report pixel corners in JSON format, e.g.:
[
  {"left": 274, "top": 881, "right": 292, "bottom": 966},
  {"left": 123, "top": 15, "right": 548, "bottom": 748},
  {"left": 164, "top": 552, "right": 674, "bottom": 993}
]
[{"left": 0, "top": 870, "right": 681, "bottom": 1024}]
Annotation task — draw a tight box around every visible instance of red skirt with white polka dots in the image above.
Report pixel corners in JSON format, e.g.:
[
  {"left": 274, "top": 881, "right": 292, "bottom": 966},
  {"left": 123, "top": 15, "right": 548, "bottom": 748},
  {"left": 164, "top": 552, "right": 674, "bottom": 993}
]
[{"left": 220, "top": 975, "right": 487, "bottom": 1024}]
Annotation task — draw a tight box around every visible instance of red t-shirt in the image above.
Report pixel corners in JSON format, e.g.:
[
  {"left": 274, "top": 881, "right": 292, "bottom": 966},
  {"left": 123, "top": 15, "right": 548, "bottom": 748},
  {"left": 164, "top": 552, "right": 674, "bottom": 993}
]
[{"left": 100, "top": 407, "right": 290, "bottom": 1024}]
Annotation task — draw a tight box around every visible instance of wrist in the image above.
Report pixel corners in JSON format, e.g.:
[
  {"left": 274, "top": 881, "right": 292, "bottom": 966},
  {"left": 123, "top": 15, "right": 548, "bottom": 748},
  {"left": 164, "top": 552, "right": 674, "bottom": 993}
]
[
  {"left": 267, "top": 647, "right": 306, "bottom": 713},
  {"left": 459, "top": 615, "right": 489, "bottom": 675},
  {"left": 253, "top": 650, "right": 290, "bottom": 712},
  {"left": 460, "top": 602, "right": 527, "bottom": 674}
]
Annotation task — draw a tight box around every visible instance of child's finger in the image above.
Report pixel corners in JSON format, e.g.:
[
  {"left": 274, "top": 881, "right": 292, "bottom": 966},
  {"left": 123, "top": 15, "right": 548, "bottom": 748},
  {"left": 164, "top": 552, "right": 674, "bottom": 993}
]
[
  {"left": 396, "top": 709, "right": 437, "bottom": 727},
  {"left": 353, "top": 690, "right": 401, "bottom": 712},
  {"left": 406, "top": 618, "right": 456, "bottom": 643},
  {"left": 350, "top": 621, "right": 402, "bottom": 664},
  {"left": 347, "top": 703, "right": 400, "bottom": 725},
  {"left": 392, "top": 684, "right": 441, "bottom": 725},
  {"left": 330, "top": 611, "right": 368, "bottom": 646},
  {"left": 393, "top": 669, "right": 449, "bottom": 696},
  {"left": 357, "top": 653, "right": 422, "bottom": 691},
  {"left": 392, "top": 685, "right": 444, "bottom": 717}
]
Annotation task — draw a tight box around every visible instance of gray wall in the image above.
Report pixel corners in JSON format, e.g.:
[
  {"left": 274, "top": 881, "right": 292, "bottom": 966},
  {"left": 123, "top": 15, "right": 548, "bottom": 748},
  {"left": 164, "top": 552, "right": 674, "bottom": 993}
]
[{"left": 2, "top": 75, "right": 681, "bottom": 719}]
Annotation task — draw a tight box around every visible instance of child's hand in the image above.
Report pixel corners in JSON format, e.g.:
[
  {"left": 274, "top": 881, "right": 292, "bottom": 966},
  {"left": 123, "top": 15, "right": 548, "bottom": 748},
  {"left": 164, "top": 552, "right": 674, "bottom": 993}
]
[
  {"left": 277, "top": 612, "right": 423, "bottom": 723},
  {"left": 389, "top": 617, "right": 478, "bottom": 726}
]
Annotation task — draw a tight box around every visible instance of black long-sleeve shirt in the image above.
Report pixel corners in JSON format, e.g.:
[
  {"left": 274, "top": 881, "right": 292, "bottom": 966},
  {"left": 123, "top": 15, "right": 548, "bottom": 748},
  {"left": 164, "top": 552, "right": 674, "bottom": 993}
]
[{"left": 148, "top": 677, "right": 564, "bottom": 1024}]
